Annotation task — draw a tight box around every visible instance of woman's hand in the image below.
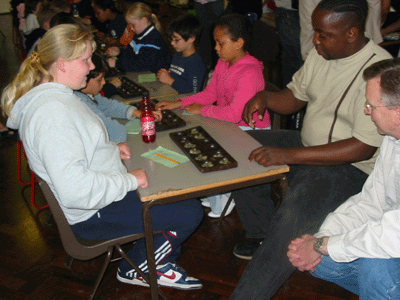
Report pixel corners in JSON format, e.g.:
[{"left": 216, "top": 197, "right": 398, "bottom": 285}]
[
  {"left": 155, "top": 101, "right": 182, "bottom": 111},
  {"left": 117, "top": 142, "right": 131, "bottom": 160},
  {"left": 129, "top": 168, "right": 149, "bottom": 188}
]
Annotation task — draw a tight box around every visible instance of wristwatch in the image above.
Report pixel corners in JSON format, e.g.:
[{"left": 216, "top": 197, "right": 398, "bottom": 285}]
[{"left": 313, "top": 237, "right": 327, "bottom": 255}]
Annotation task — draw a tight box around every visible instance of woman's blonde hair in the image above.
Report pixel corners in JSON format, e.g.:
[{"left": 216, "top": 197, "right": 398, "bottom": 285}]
[
  {"left": 125, "top": 2, "right": 161, "bottom": 32},
  {"left": 1, "top": 24, "right": 96, "bottom": 117}
]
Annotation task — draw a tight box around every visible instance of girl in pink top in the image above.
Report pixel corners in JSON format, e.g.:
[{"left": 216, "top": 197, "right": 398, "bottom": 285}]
[
  {"left": 156, "top": 13, "right": 271, "bottom": 129},
  {"left": 156, "top": 13, "right": 271, "bottom": 217}
]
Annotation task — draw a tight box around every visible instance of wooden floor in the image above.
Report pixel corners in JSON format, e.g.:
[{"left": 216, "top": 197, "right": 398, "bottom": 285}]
[{"left": 0, "top": 13, "right": 358, "bottom": 300}]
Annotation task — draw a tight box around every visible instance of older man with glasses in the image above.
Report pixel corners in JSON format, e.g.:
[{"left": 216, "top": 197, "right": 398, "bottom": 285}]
[{"left": 288, "top": 57, "right": 400, "bottom": 300}]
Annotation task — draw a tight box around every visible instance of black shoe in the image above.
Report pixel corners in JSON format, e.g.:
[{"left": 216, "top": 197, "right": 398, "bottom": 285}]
[{"left": 233, "top": 238, "right": 263, "bottom": 260}]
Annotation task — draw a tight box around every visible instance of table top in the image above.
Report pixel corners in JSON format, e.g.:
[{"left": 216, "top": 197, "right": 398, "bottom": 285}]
[
  {"left": 113, "top": 71, "right": 178, "bottom": 104},
  {"left": 124, "top": 94, "right": 289, "bottom": 202}
]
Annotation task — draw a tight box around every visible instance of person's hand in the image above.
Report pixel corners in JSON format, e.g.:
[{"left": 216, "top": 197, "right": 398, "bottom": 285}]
[
  {"left": 106, "top": 46, "right": 120, "bottom": 57},
  {"left": 104, "top": 36, "right": 118, "bottom": 45},
  {"left": 96, "top": 31, "right": 106, "bottom": 38},
  {"left": 132, "top": 110, "right": 162, "bottom": 121},
  {"left": 153, "top": 110, "right": 162, "bottom": 121},
  {"left": 80, "top": 16, "right": 92, "bottom": 25},
  {"left": 107, "top": 58, "right": 116, "bottom": 68},
  {"left": 110, "top": 77, "right": 122, "bottom": 88},
  {"left": 242, "top": 90, "right": 269, "bottom": 128},
  {"left": 287, "top": 234, "right": 322, "bottom": 272},
  {"left": 248, "top": 146, "right": 293, "bottom": 167},
  {"left": 117, "top": 142, "right": 131, "bottom": 160},
  {"left": 155, "top": 101, "right": 182, "bottom": 111},
  {"left": 157, "top": 69, "right": 174, "bottom": 86},
  {"left": 129, "top": 168, "right": 149, "bottom": 188},
  {"left": 185, "top": 104, "right": 203, "bottom": 115}
]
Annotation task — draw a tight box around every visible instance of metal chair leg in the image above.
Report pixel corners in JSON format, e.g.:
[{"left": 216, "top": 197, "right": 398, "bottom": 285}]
[
  {"left": 218, "top": 194, "right": 234, "bottom": 225},
  {"left": 89, "top": 246, "right": 114, "bottom": 300}
]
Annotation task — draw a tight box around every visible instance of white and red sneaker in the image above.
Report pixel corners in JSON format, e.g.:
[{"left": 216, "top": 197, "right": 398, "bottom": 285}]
[{"left": 117, "top": 262, "right": 202, "bottom": 290}]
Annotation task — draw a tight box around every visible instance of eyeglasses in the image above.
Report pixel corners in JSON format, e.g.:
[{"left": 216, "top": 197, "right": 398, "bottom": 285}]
[
  {"left": 171, "top": 37, "right": 182, "bottom": 43},
  {"left": 364, "top": 101, "right": 396, "bottom": 111}
]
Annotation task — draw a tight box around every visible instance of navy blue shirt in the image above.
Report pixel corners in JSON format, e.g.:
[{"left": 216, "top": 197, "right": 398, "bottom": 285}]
[
  {"left": 116, "top": 25, "right": 171, "bottom": 73},
  {"left": 170, "top": 52, "right": 206, "bottom": 94}
]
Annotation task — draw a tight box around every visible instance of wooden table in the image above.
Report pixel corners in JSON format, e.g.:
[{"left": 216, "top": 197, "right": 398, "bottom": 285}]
[
  {"left": 113, "top": 71, "right": 178, "bottom": 105},
  {"left": 124, "top": 95, "right": 289, "bottom": 299}
]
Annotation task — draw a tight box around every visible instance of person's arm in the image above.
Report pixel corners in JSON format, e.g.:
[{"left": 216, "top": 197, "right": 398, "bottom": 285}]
[
  {"left": 178, "top": 62, "right": 220, "bottom": 108},
  {"left": 242, "top": 88, "right": 307, "bottom": 128},
  {"left": 199, "top": 69, "right": 265, "bottom": 123},
  {"left": 381, "top": 19, "right": 400, "bottom": 36},
  {"left": 381, "top": 0, "right": 392, "bottom": 25},
  {"left": 95, "top": 93, "right": 133, "bottom": 119},
  {"left": 34, "top": 100, "right": 138, "bottom": 211},
  {"left": 299, "top": 0, "right": 319, "bottom": 60},
  {"left": 248, "top": 137, "right": 377, "bottom": 167},
  {"left": 117, "top": 39, "right": 171, "bottom": 73}
]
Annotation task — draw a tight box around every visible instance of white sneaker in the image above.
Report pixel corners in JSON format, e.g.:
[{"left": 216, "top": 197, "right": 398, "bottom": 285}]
[
  {"left": 200, "top": 200, "right": 210, "bottom": 207},
  {"left": 117, "top": 263, "right": 202, "bottom": 290},
  {"left": 208, "top": 200, "right": 235, "bottom": 218}
]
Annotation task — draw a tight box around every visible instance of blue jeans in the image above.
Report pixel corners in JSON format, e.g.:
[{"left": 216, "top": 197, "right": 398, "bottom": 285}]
[
  {"left": 313, "top": 256, "right": 400, "bottom": 300},
  {"left": 71, "top": 191, "right": 203, "bottom": 274}
]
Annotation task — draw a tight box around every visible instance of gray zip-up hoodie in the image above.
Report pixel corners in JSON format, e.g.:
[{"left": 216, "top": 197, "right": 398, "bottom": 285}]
[{"left": 7, "top": 83, "right": 138, "bottom": 225}]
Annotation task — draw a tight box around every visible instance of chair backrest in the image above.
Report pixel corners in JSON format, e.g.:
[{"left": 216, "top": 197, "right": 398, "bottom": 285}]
[
  {"left": 36, "top": 175, "right": 143, "bottom": 260},
  {"left": 264, "top": 81, "right": 283, "bottom": 130}
]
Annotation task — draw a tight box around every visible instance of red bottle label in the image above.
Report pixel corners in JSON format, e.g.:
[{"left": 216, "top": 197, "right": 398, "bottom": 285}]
[{"left": 141, "top": 117, "right": 155, "bottom": 136}]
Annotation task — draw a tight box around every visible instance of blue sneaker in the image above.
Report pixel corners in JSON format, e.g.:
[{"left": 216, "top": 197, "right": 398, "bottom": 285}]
[{"left": 117, "top": 262, "right": 202, "bottom": 290}]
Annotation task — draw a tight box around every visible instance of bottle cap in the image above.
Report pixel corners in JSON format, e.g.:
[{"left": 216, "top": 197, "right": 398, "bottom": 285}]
[{"left": 142, "top": 91, "right": 149, "bottom": 98}]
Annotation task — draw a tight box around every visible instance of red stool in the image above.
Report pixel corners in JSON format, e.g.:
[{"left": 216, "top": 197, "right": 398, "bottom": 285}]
[{"left": 17, "top": 140, "right": 48, "bottom": 210}]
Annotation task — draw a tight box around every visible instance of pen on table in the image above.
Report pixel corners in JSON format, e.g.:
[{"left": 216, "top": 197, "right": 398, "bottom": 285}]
[{"left": 156, "top": 153, "right": 179, "bottom": 164}]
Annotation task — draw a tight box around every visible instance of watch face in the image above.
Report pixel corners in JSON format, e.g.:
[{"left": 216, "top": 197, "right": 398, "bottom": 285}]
[{"left": 314, "top": 238, "right": 324, "bottom": 254}]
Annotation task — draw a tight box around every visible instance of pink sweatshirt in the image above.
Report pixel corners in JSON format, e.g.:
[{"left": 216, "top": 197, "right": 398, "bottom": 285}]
[{"left": 180, "top": 53, "right": 271, "bottom": 128}]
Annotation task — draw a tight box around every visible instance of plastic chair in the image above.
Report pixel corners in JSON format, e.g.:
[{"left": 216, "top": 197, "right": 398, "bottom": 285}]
[
  {"left": 17, "top": 140, "right": 48, "bottom": 210},
  {"left": 36, "top": 175, "right": 168, "bottom": 300}
]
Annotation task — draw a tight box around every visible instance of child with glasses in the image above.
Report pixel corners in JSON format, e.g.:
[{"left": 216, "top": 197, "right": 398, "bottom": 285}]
[{"left": 157, "top": 14, "right": 206, "bottom": 94}]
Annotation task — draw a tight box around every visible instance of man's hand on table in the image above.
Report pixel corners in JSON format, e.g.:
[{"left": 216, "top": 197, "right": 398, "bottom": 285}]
[
  {"left": 117, "top": 142, "right": 131, "bottom": 160},
  {"left": 130, "top": 169, "right": 149, "bottom": 188},
  {"left": 242, "top": 90, "right": 269, "bottom": 128},
  {"left": 249, "top": 146, "right": 296, "bottom": 167}
]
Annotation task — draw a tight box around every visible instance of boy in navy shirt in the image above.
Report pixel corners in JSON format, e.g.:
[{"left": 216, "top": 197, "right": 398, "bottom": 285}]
[{"left": 157, "top": 14, "right": 206, "bottom": 94}]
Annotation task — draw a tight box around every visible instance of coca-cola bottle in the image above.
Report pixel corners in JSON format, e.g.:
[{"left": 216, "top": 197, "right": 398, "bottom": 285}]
[{"left": 140, "top": 92, "right": 156, "bottom": 143}]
